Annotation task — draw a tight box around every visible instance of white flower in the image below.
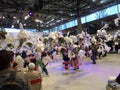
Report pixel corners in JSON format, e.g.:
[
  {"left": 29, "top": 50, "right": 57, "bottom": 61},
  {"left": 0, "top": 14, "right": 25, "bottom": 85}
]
[
  {"left": 69, "top": 35, "right": 77, "bottom": 43},
  {"left": 97, "top": 30, "right": 102, "bottom": 35},
  {"left": 72, "top": 44, "right": 78, "bottom": 48},
  {"left": 36, "top": 41, "right": 45, "bottom": 52},
  {"left": 64, "top": 37, "right": 73, "bottom": 44},
  {"left": 5, "top": 33, "right": 13, "bottom": 44},
  {"left": 17, "top": 30, "right": 30, "bottom": 39},
  {"left": 77, "top": 34, "right": 83, "bottom": 39},
  {"left": 101, "top": 29, "right": 107, "bottom": 35},
  {"left": 48, "top": 32, "right": 57, "bottom": 40}
]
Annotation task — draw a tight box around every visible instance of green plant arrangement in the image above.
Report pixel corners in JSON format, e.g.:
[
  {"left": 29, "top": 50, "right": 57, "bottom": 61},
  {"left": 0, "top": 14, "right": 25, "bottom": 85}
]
[{"left": 26, "top": 42, "right": 33, "bottom": 47}]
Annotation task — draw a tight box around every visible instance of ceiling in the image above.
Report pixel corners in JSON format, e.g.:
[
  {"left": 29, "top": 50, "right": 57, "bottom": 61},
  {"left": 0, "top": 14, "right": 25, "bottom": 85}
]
[{"left": 0, "top": 0, "right": 119, "bottom": 31}]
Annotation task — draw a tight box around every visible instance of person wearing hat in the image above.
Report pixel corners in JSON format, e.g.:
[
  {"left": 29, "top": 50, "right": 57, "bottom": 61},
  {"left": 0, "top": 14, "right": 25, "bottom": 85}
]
[{"left": 25, "top": 62, "right": 42, "bottom": 90}]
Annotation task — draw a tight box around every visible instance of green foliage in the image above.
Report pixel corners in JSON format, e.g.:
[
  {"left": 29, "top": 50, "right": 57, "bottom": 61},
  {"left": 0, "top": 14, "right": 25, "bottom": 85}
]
[
  {"left": 60, "top": 48, "right": 66, "bottom": 54},
  {"left": 43, "top": 38, "right": 48, "bottom": 44},
  {"left": 58, "top": 37, "right": 65, "bottom": 45},
  {"left": 7, "top": 43, "right": 14, "bottom": 48},
  {"left": 18, "top": 38, "right": 26, "bottom": 48},
  {"left": 26, "top": 42, "right": 33, "bottom": 47},
  {"left": 0, "top": 28, "right": 7, "bottom": 39}
]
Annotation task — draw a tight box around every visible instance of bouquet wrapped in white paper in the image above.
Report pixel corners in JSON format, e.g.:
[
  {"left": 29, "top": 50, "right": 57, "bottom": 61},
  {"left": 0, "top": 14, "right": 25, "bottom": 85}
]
[
  {"left": 36, "top": 41, "right": 45, "bottom": 52},
  {"left": 48, "top": 32, "right": 57, "bottom": 40},
  {"left": 77, "top": 34, "right": 84, "bottom": 39},
  {"left": 5, "top": 33, "right": 13, "bottom": 44},
  {"left": 101, "top": 29, "right": 107, "bottom": 35},
  {"left": 64, "top": 37, "right": 73, "bottom": 44},
  {"left": 17, "top": 30, "right": 30, "bottom": 39},
  {"left": 69, "top": 35, "right": 78, "bottom": 43}
]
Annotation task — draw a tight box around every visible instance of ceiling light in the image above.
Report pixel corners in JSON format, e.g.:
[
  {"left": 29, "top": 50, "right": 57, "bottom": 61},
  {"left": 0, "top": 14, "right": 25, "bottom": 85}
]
[
  {"left": 92, "top": 0, "right": 96, "bottom": 2},
  {"left": 13, "top": 16, "right": 16, "bottom": 19},
  {"left": 3, "top": 16, "right": 5, "bottom": 19},
  {"left": 35, "top": 19, "right": 43, "bottom": 23},
  {"left": 24, "top": 15, "right": 30, "bottom": 20},
  {"left": 58, "top": 11, "right": 63, "bottom": 14},
  {"left": 23, "top": 23, "right": 26, "bottom": 26},
  {"left": 17, "top": 20, "right": 20, "bottom": 23},
  {"left": 100, "top": 0, "right": 107, "bottom": 3},
  {"left": 51, "top": 19, "right": 54, "bottom": 21},
  {"left": 50, "top": 23, "right": 53, "bottom": 26},
  {"left": 47, "top": 21, "right": 50, "bottom": 24},
  {"left": 11, "top": 25, "right": 14, "bottom": 28},
  {"left": 57, "top": 20, "right": 61, "bottom": 22},
  {"left": 29, "top": 11, "right": 33, "bottom": 16},
  {"left": 70, "top": 14, "right": 75, "bottom": 16}
]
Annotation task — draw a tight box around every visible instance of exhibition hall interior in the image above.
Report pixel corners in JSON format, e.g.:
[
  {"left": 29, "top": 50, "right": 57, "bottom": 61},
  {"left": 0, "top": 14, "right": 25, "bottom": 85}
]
[{"left": 0, "top": 0, "right": 120, "bottom": 90}]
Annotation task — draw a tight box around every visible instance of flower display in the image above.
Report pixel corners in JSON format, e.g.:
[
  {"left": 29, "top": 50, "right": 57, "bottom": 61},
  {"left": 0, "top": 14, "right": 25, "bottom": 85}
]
[
  {"left": 48, "top": 32, "right": 57, "bottom": 40},
  {"left": 17, "top": 30, "right": 30, "bottom": 39},
  {"left": 36, "top": 41, "right": 45, "bottom": 52},
  {"left": 64, "top": 37, "right": 73, "bottom": 44},
  {"left": 69, "top": 35, "right": 78, "bottom": 43}
]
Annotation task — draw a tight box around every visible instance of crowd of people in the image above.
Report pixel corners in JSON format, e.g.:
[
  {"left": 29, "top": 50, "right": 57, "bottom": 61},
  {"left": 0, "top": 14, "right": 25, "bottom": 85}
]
[{"left": 0, "top": 21, "right": 120, "bottom": 90}]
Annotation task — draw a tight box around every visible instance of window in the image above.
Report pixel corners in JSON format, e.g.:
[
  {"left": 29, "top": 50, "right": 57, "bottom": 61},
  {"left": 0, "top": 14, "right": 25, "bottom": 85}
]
[
  {"left": 107, "top": 5, "right": 118, "bottom": 16},
  {"left": 81, "top": 16, "right": 86, "bottom": 24},
  {"left": 86, "top": 12, "right": 100, "bottom": 22},
  {"left": 50, "top": 4, "right": 120, "bottom": 31},
  {"left": 118, "top": 4, "right": 120, "bottom": 13}
]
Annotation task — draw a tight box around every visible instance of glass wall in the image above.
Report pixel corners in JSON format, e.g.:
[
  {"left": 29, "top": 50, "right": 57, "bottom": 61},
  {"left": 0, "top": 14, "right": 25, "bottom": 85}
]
[
  {"left": 52, "top": 19, "right": 77, "bottom": 31},
  {"left": 49, "top": 4, "right": 120, "bottom": 32},
  {"left": 82, "top": 4, "right": 120, "bottom": 24}
]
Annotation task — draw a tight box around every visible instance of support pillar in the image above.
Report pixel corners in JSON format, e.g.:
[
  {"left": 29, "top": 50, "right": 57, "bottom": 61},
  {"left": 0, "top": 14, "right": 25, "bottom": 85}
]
[
  {"left": 77, "top": 17, "right": 82, "bottom": 34},
  {"left": 76, "top": 0, "right": 82, "bottom": 34}
]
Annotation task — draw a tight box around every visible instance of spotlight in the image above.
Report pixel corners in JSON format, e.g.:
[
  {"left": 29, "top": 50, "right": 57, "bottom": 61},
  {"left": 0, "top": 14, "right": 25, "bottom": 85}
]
[{"left": 29, "top": 11, "right": 33, "bottom": 16}]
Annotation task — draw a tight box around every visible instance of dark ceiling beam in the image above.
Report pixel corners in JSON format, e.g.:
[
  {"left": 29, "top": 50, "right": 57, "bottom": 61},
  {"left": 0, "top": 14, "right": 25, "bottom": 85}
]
[
  {"left": 0, "top": 0, "right": 15, "bottom": 7},
  {"left": 35, "top": 9, "right": 74, "bottom": 18},
  {"left": 50, "top": 1, "right": 76, "bottom": 11},
  {"left": 0, "top": 5, "right": 17, "bottom": 10},
  {"left": 79, "top": 0, "right": 117, "bottom": 16}
]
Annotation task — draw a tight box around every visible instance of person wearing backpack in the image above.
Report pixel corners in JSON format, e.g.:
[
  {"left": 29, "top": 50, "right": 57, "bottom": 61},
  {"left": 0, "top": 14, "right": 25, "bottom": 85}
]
[{"left": 0, "top": 50, "right": 31, "bottom": 90}]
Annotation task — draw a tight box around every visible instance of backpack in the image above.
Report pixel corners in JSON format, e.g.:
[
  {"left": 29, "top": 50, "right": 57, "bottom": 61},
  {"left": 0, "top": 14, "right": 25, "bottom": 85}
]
[
  {"left": 116, "top": 73, "right": 120, "bottom": 84},
  {"left": 0, "top": 71, "right": 24, "bottom": 90}
]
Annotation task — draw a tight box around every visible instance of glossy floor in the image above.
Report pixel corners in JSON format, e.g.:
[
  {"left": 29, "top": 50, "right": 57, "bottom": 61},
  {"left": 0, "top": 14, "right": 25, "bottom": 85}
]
[{"left": 42, "top": 54, "right": 120, "bottom": 90}]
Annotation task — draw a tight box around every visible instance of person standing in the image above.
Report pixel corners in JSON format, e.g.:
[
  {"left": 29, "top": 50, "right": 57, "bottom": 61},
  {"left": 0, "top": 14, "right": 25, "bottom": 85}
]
[
  {"left": 41, "top": 51, "right": 52, "bottom": 76},
  {"left": 15, "top": 52, "right": 25, "bottom": 71},
  {"left": 25, "top": 63, "right": 42, "bottom": 90},
  {"left": 0, "top": 50, "right": 31, "bottom": 90}
]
